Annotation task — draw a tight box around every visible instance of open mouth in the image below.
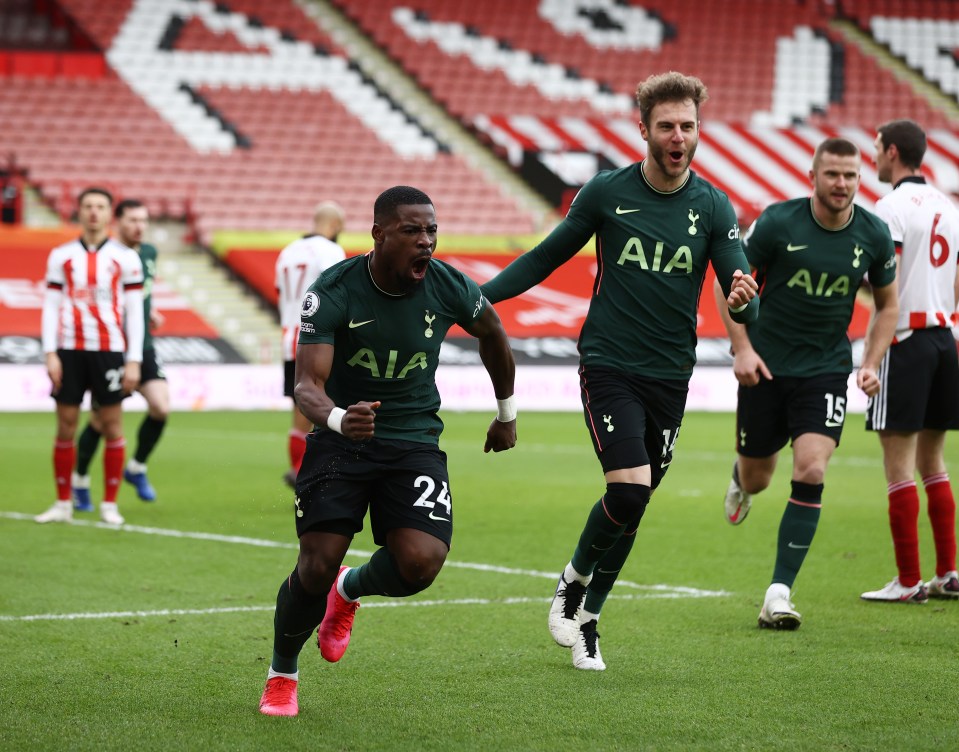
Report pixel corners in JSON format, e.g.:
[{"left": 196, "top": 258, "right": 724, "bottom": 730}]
[{"left": 411, "top": 255, "right": 431, "bottom": 279}]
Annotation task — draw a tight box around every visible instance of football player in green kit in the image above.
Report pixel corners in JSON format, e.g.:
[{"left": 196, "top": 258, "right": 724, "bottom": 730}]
[
  {"left": 481, "top": 72, "right": 760, "bottom": 671},
  {"left": 259, "top": 186, "right": 517, "bottom": 717},
  {"left": 717, "top": 137, "right": 899, "bottom": 629}
]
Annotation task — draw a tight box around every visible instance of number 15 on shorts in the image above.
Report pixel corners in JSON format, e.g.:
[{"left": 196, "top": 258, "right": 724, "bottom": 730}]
[{"left": 824, "top": 393, "right": 845, "bottom": 428}]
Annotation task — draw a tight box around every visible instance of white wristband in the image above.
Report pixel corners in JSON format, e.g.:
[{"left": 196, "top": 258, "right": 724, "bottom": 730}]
[
  {"left": 326, "top": 407, "right": 346, "bottom": 434},
  {"left": 496, "top": 395, "right": 516, "bottom": 423}
]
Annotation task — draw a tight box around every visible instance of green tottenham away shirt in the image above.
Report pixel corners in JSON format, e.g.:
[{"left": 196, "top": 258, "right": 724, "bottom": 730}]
[
  {"left": 482, "top": 163, "right": 756, "bottom": 379},
  {"left": 299, "top": 254, "right": 486, "bottom": 443},
  {"left": 742, "top": 198, "right": 896, "bottom": 376}
]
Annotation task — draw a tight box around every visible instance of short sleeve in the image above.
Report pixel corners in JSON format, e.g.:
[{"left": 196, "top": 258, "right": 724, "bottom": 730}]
[
  {"left": 873, "top": 200, "right": 903, "bottom": 244},
  {"left": 452, "top": 269, "right": 486, "bottom": 327},
  {"left": 298, "top": 278, "right": 344, "bottom": 345},
  {"left": 741, "top": 213, "right": 774, "bottom": 269},
  {"left": 867, "top": 224, "right": 898, "bottom": 288}
]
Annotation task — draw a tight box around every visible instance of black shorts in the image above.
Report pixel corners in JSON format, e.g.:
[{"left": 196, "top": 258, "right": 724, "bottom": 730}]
[
  {"left": 283, "top": 360, "right": 295, "bottom": 398},
  {"left": 736, "top": 372, "right": 849, "bottom": 457},
  {"left": 579, "top": 366, "right": 688, "bottom": 489},
  {"left": 55, "top": 350, "right": 127, "bottom": 406},
  {"left": 295, "top": 431, "right": 453, "bottom": 548},
  {"left": 140, "top": 347, "right": 166, "bottom": 384},
  {"left": 867, "top": 328, "right": 959, "bottom": 432}
]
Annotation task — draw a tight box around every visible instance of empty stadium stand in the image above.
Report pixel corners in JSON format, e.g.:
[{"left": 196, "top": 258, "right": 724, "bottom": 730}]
[
  {"left": 1, "top": 0, "right": 957, "bottom": 270},
  {"left": 1, "top": 0, "right": 545, "bottom": 242}
]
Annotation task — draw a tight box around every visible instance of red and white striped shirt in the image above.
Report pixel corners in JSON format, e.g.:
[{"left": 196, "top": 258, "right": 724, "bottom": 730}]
[
  {"left": 874, "top": 177, "right": 959, "bottom": 342},
  {"left": 275, "top": 234, "right": 345, "bottom": 361},
  {"left": 42, "top": 237, "right": 145, "bottom": 357}
]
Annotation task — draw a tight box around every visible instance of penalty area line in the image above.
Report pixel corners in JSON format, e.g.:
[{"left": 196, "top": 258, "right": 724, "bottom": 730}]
[
  {"left": 0, "top": 511, "right": 732, "bottom": 601},
  {"left": 0, "top": 591, "right": 727, "bottom": 623}
]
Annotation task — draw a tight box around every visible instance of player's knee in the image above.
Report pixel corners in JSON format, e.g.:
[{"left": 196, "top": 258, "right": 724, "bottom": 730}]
[
  {"left": 296, "top": 551, "right": 343, "bottom": 596},
  {"left": 741, "top": 477, "right": 770, "bottom": 495},
  {"left": 394, "top": 551, "right": 445, "bottom": 593},
  {"left": 604, "top": 482, "right": 651, "bottom": 526},
  {"left": 739, "top": 464, "right": 773, "bottom": 494},
  {"left": 149, "top": 405, "right": 170, "bottom": 421},
  {"left": 791, "top": 465, "right": 826, "bottom": 487},
  {"left": 99, "top": 418, "right": 124, "bottom": 441},
  {"left": 390, "top": 539, "right": 447, "bottom": 593}
]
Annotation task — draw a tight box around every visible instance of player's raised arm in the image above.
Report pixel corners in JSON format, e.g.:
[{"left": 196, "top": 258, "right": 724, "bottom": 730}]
[{"left": 480, "top": 185, "right": 596, "bottom": 304}]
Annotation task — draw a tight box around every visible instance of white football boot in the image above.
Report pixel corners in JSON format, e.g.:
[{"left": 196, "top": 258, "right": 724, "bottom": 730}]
[
  {"left": 758, "top": 583, "right": 802, "bottom": 630},
  {"left": 548, "top": 571, "right": 590, "bottom": 647},
  {"left": 571, "top": 619, "right": 606, "bottom": 671},
  {"left": 860, "top": 577, "right": 928, "bottom": 604},
  {"left": 35, "top": 501, "right": 73, "bottom": 524}
]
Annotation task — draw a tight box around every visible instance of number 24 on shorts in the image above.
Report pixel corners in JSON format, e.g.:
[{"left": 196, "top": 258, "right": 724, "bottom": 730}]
[{"left": 412, "top": 475, "right": 451, "bottom": 521}]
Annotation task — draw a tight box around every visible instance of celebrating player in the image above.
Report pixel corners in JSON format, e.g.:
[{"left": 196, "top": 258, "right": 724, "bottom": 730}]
[
  {"left": 481, "top": 72, "right": 759, "bottom": 671},
  {"left": 258, "top": 186, "right": 517, "bottom": 717}
]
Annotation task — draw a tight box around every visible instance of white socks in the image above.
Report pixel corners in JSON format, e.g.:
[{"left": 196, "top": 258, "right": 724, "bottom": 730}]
[{"left": 563, "top": 562, "right": 592, "bottom": 586}]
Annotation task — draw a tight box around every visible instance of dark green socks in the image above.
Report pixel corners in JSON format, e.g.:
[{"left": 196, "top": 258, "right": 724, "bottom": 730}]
[
  {"left": 75, "top": 424, "right": 102, "bottom": 476},
  {"left": 772, "top": 480, "right": 823, "bottom": 588},
  {"left": 134, "top": 416, "right": 166, "bottom": 464},
  {"left": 271, "top": 567, "right": 327, "bottom": 674}
]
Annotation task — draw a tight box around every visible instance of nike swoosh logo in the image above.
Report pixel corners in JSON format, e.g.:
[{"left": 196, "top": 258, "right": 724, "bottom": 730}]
[
  {"left": 615, "top": 206, "right": 641, "bottom": 214},
  {"left": 349, "top": 319, "right": 374, "bottom": 328},
  {"left": 787, "top": 542, "right": 810, "bottom": 549},
  {"left": 786, "top": 243, "right": 808, "bottom": 252},
  {"left": 660, "top": 460, "right": 672, "bottom": 469},
  {"left": 825, "top": 420, "right": 843, "bottom": 427},
  {"left": 428, "top": 511, "right": 450, "bottom": 522}
]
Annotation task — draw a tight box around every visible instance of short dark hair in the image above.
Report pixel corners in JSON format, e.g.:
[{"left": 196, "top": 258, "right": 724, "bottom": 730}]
[
  {"left": 877, "top": 119, "right": 926, "bottom": 170},
  {"left": 373, "top": 186, "right": 433, "bottom": 224},
  {"left": 635, "top": 71, "right": 708, "bottom": 126},
  {"left": 812, "top": 137, "right": 859, "bottom": 168},
  {"left": 78, "top": 186, "right": 113, "bottom": 206},
  {"left": 115, "top": 198, "right": 145, "bottom": 219}
]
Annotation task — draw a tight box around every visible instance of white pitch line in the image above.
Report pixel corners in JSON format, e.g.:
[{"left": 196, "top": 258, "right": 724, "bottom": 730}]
[
  {"left": 0, "top": 510, "right": 732, "bottom": 623},
  {"left": 0, "top": 591, "right": 724, "bottom": 623}
]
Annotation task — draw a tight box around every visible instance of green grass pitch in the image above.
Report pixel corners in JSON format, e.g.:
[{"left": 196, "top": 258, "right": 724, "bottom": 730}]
[{"left": 1, "top": 410, "right": 956, "bottom": 751}]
